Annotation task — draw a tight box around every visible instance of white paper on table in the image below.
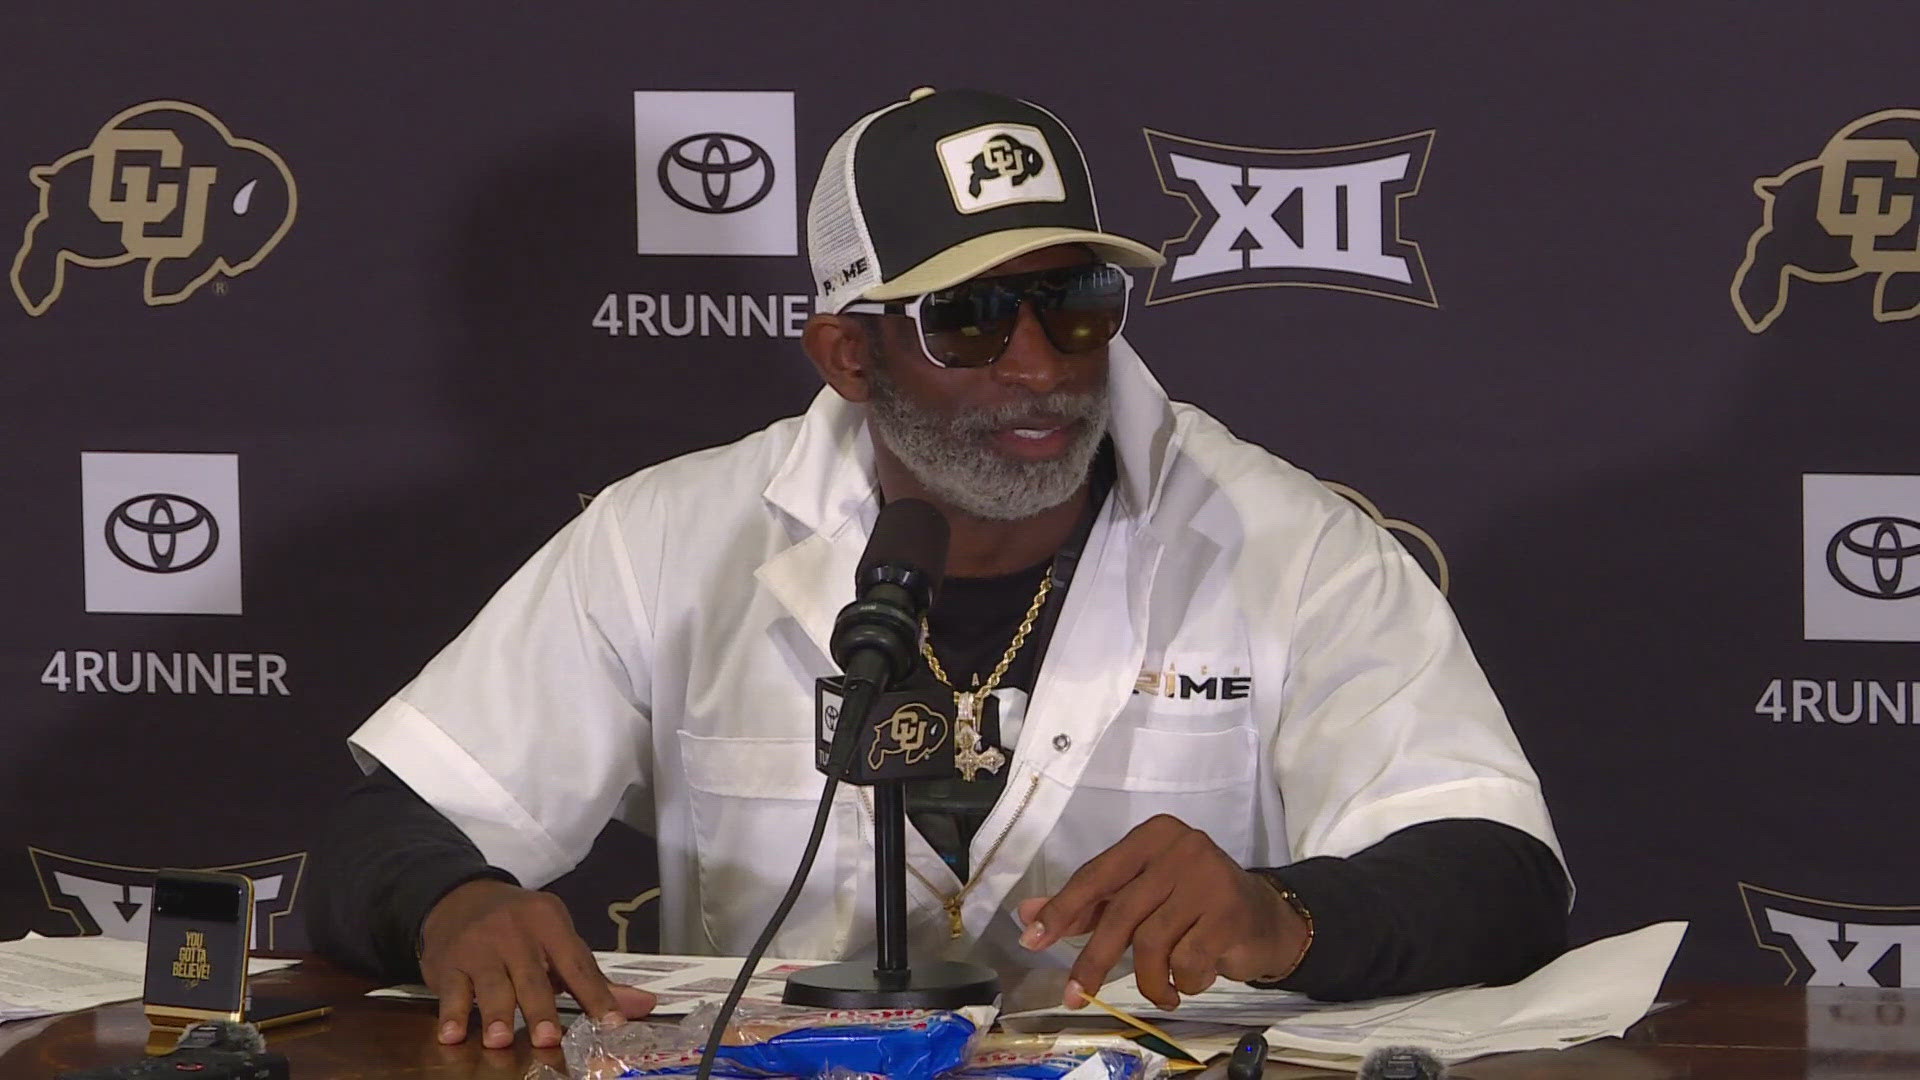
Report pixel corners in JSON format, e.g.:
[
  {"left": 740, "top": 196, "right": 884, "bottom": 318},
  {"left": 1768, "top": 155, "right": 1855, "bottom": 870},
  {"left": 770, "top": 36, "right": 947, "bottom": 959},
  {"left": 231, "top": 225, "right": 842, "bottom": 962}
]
[
  {"left": 0, "top": 934, "right": 297, "bottom": 1023},
  {"left": 1004, "top": 971, "right": 1407, "bottom": 1026},
  {"left": 1007, "top": 923, "right": 1687, "bottom": 1069},
  {"left": 366, "top": 952, "right": 826, "bottom": 1015}
]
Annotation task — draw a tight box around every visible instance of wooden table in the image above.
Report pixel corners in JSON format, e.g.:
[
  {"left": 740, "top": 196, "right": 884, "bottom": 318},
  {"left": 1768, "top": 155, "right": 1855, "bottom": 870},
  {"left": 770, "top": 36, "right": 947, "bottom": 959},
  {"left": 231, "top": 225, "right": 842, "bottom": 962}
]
[{"left": 7, "top": 958, "right": 1918, "bottom": 1078}]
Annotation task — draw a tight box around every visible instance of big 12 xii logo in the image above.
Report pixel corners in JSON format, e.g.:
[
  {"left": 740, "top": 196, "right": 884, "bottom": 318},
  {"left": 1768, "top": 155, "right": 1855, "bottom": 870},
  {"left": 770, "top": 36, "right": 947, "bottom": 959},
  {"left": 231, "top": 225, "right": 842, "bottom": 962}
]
[
  {"left": 10, "top": 100, "right": 296, "bottom": 315},
  {"left": 1742, "top": 882, "right": 1920, "bottom": 987},
  {"left": 30, "top": 848, "right": 305, "bottom": 948}
]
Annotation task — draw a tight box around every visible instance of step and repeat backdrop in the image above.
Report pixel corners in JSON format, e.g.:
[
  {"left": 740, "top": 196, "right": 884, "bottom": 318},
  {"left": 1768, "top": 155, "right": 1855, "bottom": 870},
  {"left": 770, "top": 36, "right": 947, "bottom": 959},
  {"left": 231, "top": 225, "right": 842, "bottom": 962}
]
[{"left": 3, "top": 4, "right": 1917, "bottom": 988}]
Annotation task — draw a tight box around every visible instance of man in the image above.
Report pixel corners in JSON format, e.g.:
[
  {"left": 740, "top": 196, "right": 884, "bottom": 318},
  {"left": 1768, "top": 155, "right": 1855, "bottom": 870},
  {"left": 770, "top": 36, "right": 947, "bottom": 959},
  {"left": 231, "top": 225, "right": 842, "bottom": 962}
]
[{"left": 308, "top": 87, "right": 1569, "bottom": 1051}]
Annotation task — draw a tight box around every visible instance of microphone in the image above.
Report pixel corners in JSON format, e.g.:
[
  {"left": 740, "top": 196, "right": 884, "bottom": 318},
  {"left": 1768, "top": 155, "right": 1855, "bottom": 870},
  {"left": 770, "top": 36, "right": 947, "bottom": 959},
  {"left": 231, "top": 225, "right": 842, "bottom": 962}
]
[
  {"left": 788, "top": 495, "right": 998, "bottom": 1008},
  {"left": 823, "top": 499, "right": 948, "bottom": 775},
  {"left": 1358, "top": 1045, "right": 1447, "bottom": 1080}
]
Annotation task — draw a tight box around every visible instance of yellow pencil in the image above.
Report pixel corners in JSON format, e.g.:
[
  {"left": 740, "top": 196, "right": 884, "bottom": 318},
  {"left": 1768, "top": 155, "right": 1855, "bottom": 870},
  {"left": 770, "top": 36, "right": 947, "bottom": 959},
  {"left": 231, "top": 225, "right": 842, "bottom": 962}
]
[{"left": 1078, "top": 990, "right": 1207, "bottom": 1068}]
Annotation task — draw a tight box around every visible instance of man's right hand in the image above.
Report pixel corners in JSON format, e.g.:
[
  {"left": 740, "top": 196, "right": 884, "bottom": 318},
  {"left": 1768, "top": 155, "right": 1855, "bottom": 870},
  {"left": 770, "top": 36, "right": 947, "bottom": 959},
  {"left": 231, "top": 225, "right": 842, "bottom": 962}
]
[{"left": 418, "top": 878, "right": 656, "bottom": 1049}]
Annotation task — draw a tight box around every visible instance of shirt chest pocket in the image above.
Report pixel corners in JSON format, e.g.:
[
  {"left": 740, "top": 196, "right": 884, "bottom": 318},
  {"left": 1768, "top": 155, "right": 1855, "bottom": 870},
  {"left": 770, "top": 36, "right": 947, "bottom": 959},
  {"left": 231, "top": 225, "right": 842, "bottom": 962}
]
[
  {"left": 1045, "top": 721, "right": 1261, "bottom": 889},
  {"left": 677, "top": 732, "right": 859, "bottom": 959}
]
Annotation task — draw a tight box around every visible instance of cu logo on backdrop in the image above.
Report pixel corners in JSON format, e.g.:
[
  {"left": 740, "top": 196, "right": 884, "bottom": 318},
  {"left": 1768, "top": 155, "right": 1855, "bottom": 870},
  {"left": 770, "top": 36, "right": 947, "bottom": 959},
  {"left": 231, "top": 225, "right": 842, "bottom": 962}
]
[
  {"left": 1733, "top": 108, "right": 1920, "bottom": 332},
  {"left": 10, "top": 100, "right": 296, "bottom": 315},
  {"left": 657, "top": 132, "right": 775, "bottom": 214},
  {"left": 1827, "top": 517, "right": 1920, "bottom": 600},
  {"left": 105, "top": 493, "right": 220, "bottom": 574}
]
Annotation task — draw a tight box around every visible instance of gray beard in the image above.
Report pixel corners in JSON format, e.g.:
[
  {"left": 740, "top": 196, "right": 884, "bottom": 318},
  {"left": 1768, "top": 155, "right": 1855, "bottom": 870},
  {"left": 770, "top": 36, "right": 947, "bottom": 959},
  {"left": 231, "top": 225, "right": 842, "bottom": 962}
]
[{"left": 865, "top": 363, "right": 1109, "bottom": 522}]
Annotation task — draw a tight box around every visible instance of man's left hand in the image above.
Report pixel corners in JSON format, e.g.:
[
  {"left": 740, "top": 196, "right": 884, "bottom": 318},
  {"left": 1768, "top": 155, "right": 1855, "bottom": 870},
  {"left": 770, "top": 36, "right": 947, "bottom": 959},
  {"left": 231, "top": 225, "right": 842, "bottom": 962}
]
[{"left": 1016, "top": 814, "right": 1309, "bottom": 1010}]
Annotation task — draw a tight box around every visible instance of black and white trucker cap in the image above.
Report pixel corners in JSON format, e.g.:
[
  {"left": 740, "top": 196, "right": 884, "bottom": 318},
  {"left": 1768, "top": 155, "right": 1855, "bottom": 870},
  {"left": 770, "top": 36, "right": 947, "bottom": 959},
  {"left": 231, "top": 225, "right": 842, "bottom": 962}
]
[{"left": 806, "top": 87, "right": 1164, "bottom": 313}]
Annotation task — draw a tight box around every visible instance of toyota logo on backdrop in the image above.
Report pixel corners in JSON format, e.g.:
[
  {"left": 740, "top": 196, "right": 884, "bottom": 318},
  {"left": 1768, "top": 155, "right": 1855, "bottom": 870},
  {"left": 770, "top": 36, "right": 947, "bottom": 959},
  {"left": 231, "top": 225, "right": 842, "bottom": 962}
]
[
  {"left": 105, "top": 493, "right": 220, "bottom": 574},
  {"left": 657, "top": 132, "right": 774, "bottom": 214},
  {"left": 1827, "top": 516, "right": 1920, "bottom": 600}
]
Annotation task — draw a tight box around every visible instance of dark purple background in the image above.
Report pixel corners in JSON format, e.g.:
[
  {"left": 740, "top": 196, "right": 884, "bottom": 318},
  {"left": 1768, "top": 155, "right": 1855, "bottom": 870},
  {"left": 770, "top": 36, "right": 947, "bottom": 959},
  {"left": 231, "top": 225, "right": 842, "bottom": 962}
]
[{"left": 3, "top": 2, "right": 1915, "bottom": 985}]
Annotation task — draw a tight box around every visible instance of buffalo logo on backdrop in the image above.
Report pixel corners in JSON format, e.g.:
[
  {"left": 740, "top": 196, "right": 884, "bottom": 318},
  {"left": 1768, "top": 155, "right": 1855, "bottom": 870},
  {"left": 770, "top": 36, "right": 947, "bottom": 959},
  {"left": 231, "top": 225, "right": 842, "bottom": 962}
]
[
  {"left": 1741, "top": 883, "right": 1920, "bottom": 987},
  {"left": 80, "top": 453, "right": 242, "bottom": 615},
  {"left": 632, "top": 91, "right": 796, "bottom": 256},
  {"left": 9, "top": 100, "right": 296, "bottom": 316},
  {"left": 1142, "top": 128, "right": 1436, "bottom": 307},
  {"left": 1324, "top": 481, "right": 1451, "bottom": 595},
  {"left": 606, "top": 888, "right": 662, "bottom": 953},
  {"left": 1802, "top": 474, "right": 1920, "bottom": 642},
  {"left": 1732, "top": 109, "right": 1920, "bottom": 333},
  {"left": 30, "top": 849, "right": 305, "bottom": 948},
  {"left": 936, "top": 124, "right": 1064, "bottom": 213}
]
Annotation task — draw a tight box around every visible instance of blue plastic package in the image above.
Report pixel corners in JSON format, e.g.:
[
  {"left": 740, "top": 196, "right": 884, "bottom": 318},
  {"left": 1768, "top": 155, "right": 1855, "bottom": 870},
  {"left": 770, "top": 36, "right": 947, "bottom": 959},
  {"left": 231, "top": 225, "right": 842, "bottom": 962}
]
[
  {"left": 713, "top": 1010, "right": 980, "bottom": 1080},
  {"left": 943, "top": 1048, "right": 1153, "bottom": 1080},
  {"left": 587, "top": 1006, "right": 991, "bottom": 1080}
]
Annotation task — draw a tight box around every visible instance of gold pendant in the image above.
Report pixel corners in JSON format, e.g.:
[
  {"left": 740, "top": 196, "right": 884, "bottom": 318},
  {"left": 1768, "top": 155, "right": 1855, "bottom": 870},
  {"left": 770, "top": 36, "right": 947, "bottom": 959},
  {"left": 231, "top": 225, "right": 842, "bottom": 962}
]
[
  {"left": 944, "top": 897, "right": 965, "bottom": 939},
  {"left": 952, "top": 697, "right": 1007, "bottom": 783}
]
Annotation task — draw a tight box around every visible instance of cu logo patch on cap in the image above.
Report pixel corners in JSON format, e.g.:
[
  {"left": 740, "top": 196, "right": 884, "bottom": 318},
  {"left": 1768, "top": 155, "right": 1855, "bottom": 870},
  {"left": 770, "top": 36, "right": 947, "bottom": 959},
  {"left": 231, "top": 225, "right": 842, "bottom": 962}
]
[
  {"left": 967, "top": 134, "right": 1044, "bottom": 197},
  {"left": 657, "top": 132, "right": 776, "bottom": 214},
  {"left": 937, "top": 123, "right": 1066, "bottom": 215}
]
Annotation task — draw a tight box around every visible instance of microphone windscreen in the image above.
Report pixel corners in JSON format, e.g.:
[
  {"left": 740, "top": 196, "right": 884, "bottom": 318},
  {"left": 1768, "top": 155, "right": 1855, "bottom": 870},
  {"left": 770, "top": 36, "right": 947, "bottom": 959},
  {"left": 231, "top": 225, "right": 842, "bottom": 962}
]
[
  {"left": 857, "top": 498, "right": 950, "bottom": 595},
  {"left": 1357, "top": 1045, "right": 1447, "bottom": 1080},
  {"left": 176, "top": 1019, "right": 266, "bottom": 1053}
]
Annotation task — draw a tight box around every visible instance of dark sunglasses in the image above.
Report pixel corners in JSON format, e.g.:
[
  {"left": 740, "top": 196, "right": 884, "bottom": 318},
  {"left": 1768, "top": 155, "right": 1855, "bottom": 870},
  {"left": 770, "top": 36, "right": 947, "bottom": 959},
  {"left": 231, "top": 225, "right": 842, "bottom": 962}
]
[{"left": 843, "top": 261, "right": 1132, "bottom": 369}]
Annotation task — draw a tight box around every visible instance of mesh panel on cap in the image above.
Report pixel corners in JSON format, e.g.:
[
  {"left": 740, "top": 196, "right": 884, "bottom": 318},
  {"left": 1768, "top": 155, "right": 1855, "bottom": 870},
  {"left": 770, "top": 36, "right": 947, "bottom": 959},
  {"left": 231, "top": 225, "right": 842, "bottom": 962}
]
[{"left": 807, "top": 99, "right": 909, "bottom": 313}]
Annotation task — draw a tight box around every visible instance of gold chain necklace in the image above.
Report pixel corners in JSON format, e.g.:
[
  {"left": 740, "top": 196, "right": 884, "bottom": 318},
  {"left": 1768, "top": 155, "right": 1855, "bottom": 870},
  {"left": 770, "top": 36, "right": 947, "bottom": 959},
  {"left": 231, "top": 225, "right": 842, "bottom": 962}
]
[
  {"left": 919, "top": 568, "right": 1052, "bottom": 782},
  {"left": 862, "top": 774, "right": 1042, "bottom": 938}
]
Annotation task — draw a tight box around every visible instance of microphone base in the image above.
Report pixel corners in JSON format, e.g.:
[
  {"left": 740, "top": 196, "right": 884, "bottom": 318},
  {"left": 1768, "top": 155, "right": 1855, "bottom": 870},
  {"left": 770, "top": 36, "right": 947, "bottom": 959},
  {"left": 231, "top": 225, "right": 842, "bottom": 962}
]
[{"left": 781, "top": 960, "right": 1000, "bottom": 1010}]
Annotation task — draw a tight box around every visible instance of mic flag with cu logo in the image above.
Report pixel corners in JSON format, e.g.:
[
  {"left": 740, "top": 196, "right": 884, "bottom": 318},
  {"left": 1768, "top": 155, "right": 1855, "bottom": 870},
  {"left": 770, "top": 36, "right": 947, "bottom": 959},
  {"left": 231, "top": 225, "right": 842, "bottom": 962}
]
[
  {"left": 10, "top": 100, "right": 295, "bottom": 316},
  {"left": 815, "top": 678, "right": 958, "bottom": 784}
]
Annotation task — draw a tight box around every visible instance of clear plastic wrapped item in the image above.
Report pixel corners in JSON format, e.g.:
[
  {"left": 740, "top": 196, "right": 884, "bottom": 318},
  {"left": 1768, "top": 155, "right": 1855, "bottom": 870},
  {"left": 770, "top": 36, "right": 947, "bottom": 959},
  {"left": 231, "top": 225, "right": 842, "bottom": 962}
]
[{"left": 534, "top": 1002, "right": 998, "bottom": 1080}]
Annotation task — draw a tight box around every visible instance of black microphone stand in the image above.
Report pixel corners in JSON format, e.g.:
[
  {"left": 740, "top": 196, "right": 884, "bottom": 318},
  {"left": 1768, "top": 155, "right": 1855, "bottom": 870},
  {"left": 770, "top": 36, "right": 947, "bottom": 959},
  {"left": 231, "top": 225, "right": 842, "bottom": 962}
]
[{"left": 783, "top": 565, "right": 1000, "bottom": 1009}]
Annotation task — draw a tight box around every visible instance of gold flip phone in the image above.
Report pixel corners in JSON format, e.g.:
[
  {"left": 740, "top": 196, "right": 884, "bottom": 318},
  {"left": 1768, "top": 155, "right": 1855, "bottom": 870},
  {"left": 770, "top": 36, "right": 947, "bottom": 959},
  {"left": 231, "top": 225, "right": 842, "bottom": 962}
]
[{"left": 143, "top": 868, "right": 329, "bottom": 1030}]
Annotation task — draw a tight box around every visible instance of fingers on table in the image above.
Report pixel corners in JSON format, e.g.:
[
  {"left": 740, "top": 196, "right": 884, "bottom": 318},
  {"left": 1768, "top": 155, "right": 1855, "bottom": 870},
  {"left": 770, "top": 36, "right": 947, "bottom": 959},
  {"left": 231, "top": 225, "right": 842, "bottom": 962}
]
[
  {"left": 433, "top": 969, "right": 474, "bottom": 1045},
  {"left": 542, "top": 918, "right": 625, "bottom": 1026}
]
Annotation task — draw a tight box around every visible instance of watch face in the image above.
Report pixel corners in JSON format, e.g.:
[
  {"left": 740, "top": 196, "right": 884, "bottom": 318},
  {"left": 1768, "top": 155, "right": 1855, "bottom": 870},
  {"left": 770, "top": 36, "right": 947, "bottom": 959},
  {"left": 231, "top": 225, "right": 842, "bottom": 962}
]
[{"left": 144, "top": 872, "right": 249, "bottom": 1014}]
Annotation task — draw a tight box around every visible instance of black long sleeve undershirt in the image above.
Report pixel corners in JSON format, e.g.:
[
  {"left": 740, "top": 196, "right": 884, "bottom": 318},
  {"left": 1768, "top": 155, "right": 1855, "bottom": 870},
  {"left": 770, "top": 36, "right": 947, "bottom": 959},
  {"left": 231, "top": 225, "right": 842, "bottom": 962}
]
[
  {"left": 306, "top": 768, "right": 1568, "bottom": 998},
  {"left": 305, "top": 766, "right": 517, "bottom": 983},
  {"left": 1254, "top": 818, "right": 1569, "bottom": 1000}
]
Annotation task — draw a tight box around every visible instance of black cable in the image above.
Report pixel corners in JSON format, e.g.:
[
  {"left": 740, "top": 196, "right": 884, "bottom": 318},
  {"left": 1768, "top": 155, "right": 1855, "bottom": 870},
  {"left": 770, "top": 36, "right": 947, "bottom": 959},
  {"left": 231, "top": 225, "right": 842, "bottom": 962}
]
[
  {"left": 690, "top": 768, "right": 839, "bottom": 1080},
  {"left": 690, "top": 675, "right": 873, "bottom": 1080}
]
